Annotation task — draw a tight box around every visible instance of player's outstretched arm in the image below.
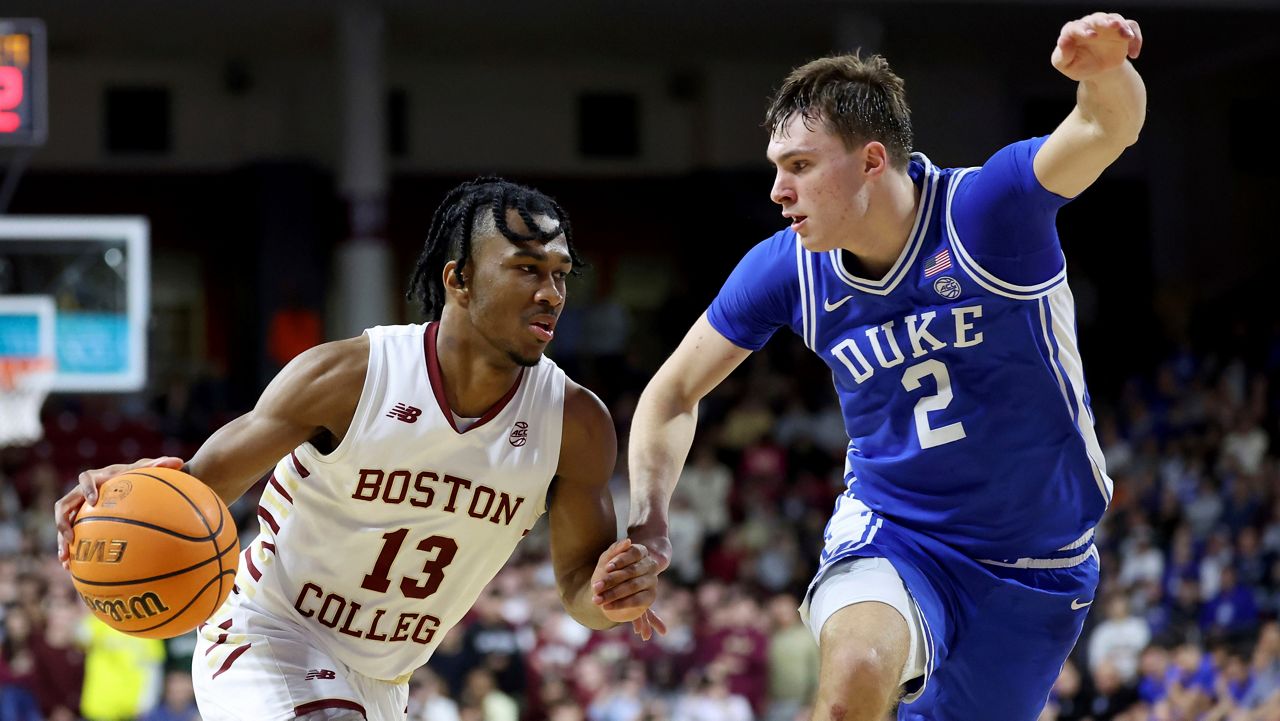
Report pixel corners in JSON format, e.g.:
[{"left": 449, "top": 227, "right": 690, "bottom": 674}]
[
  {"left": 547, "top": 380, "right": 660, "bottom": 632},
  {"left": 1034, "top": 12, "right": 1146, "bottom": 199},
  {"left": 54, "top": 335, "right": 367, "bottom": 565},
  {"left": 626, "top": 313, "right": 751, "bottom": 568}
]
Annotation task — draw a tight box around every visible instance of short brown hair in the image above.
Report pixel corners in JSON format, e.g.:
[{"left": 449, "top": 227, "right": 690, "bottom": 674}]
[{"left": 765, "top": 53, "right": 913, "bottom": 170}]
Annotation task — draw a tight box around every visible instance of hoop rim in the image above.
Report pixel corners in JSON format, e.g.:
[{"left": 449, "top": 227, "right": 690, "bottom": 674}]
[{"left": 0, "top": 356, "right": 55, "bottom": 392}]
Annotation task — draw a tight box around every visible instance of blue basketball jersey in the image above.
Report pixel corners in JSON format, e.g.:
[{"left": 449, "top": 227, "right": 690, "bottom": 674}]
[{"left": 708, "top": 138, "right": 1112, "bottom": 565}]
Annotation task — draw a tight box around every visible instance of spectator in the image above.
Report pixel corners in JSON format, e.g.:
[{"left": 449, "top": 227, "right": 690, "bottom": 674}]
[
  {"left": 78, "top": 614, "right": 165, "bottom": 721},
  {"left": 764, "top": 594, "right": 817, "bottom": 721},
  {"left": 1088, "top": 593, "right": 1152, "bottom": 683},
  {"left": 408, "top": 668, "right": 461, "bottom": 721},
  {"left": 1200, "top": 566, "right": 1260, "bottom": 642},
  {"left": 462, "top": 668, "right": 519, "bottom": 721},
  {"left": 139, "top": 670, "right": 200, "bottom": 721}
]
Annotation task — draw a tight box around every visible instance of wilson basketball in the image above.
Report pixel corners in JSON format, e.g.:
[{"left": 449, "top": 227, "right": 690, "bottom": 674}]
[{"left": 68, "top": 467, "right": 239, "bottom": 639}]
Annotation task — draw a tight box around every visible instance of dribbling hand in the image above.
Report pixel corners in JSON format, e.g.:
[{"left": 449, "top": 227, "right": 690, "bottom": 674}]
[
  {"left": 590, "top": 538, "right": 668, "bottom": 640},
  {"left": 54, "top": 456, "right": 186, "bottom": 569},
  {"left": 1051, "top": 12, "right": 1142, "bottom": 82}
]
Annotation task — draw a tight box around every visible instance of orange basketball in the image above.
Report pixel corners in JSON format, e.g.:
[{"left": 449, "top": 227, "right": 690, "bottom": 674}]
[{"left": 68, "top": 467, "right": 239, "bottom": 639}]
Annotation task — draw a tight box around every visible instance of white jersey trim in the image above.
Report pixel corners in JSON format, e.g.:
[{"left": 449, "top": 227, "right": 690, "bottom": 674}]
[
  {"left": 979, "top": 543, "right": 1097, "bottom": 570},
  {"left": 1046, "top": 287, "right": 1113, "bottom": 506},
  {"left": 828, "top": 153, "right": 939, "bottom": 296},
  {"left": 944, "top": 167, "right": 1068, "bottom": 300},
  {"left": 796, "top": 237, "right": 818, "bottom": 351}
]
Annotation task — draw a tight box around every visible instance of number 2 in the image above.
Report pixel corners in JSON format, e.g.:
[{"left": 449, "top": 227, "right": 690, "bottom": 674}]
[
  {"left": 360, "top": 528, "right": 458, "bottom": 599},
  {"left": 0, "top": 67, "right": 23, "bottom": 133},
  {"left": 900, "top": 359, "right": 966, "bottom": 449}
]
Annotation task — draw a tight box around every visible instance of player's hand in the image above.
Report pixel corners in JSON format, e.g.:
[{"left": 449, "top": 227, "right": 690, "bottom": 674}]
[
  {"left": 54, "top": 456, "right": 185, "bottom": 569},
  {"left": 1051, "top": 12, "right": 1142, "bottom": 82},
  {"left": 590, "top": 538, "right": 666, "bottom": 638}
]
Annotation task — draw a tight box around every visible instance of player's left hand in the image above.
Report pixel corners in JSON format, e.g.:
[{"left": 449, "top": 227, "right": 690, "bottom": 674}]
[
  {"left": 1051, "top": 12, "right": 1142, "bottom": 82},
  {"left": 590, "top": 538, "right": 667, "bottom": 639}
]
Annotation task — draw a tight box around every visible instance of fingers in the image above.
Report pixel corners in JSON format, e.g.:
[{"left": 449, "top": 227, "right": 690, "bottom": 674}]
[
  {"left": 1126, "top": 19, "right": 1143, "bottom": 58},
  {"left": 78, "top": 457, "right": 185, "bottom": 505},
  {"left": 56, "top": 456, "right": 186, "bottom": 564},
  {"left": 631, "top": 615, "right": 652, "bottom": 641},
  {"left": 592, "top": 550, "right": 659, "bottom": 601},
  {"left": 629, "top": 609, "right": 669, "bottom": 642},
  {"left": 595, "top": 575, "right": 657, "bottom": 609},
  {"left": 54, "top": 486, "right": 87, "bottom": 564},
  {"left": 644, "top": 608, "right": 667, "bottom": 636}
]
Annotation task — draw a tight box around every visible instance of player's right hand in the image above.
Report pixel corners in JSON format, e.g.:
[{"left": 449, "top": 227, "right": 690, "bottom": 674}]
[{"left": 54, "top": 456, "right": 186, "bottom": 569}]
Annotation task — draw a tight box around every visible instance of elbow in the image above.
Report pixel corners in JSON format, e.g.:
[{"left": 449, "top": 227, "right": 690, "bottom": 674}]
[{"left": 558, "top": 588, "right": 614, "bottom": 630}]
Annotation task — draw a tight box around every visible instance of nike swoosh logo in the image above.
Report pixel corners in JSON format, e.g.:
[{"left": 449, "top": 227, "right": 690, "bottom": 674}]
[
  {"left": 824, "top": 295, "right": 854, "bottom": 312},
  {"left": 1071, "top": 598, "right": 1093, "bottom": 610}
]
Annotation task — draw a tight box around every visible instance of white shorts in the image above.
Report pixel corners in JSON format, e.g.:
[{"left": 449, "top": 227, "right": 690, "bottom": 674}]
[
  {"left": 192, "top": 601, "right": 409, "bottom": 721},
  {"left": 800, "top": 556, "right": 928, "bottom": 689}
]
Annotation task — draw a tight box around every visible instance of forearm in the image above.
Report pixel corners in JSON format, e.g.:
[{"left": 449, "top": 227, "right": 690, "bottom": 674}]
[
  {"left": 1074, "top": 60, "right": 1146, "bottom": 147},
  {"left": 627, "top": 379, "right": 700, "bottom": 533},
  {"left": 558, "top": 564, "right": 617, "bottom": 631},
  {"left": 185, "top": 413, "right": 300, "bottom": 506}
]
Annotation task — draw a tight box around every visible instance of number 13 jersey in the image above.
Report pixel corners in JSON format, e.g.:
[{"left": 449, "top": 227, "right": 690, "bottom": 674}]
[{"left": 233, "top": 321, "right": 564, "bottom": 682}]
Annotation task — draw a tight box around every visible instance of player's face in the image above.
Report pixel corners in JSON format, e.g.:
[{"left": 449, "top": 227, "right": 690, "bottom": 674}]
[
  {"left": 465, "top": 212, "right": 571, "bottom": 367},
  {"left": 767, "top": 114, "right": 871, "bottom": 253}
]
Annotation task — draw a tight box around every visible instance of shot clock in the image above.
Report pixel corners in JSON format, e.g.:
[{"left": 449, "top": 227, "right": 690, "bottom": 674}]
[{"left": 0, "top": 18, "right": 46, "bottom": 147}]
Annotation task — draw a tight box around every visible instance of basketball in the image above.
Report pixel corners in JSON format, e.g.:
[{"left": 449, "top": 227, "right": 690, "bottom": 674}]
[{"left": 68, "top": 467, "right": 239, "bottom": 639}]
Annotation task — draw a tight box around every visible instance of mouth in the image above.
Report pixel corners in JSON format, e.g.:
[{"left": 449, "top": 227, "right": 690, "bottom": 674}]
[
  {"left": 528, "top": 317, "right": 556, "bottom": 343},
  {"left": 785, "top": 214, "right": 808, "bottom": 233}
]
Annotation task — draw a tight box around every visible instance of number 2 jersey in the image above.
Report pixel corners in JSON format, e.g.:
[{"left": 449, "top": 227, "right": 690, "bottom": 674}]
[
  {"left": 708, "top": 138, "right": 1112, "bottom": 568},
  {"left": 223, "top": 322, "right": 564, "bottom": 681}
]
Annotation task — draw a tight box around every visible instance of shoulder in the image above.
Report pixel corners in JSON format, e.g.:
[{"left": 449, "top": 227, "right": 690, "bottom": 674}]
[
  {"left": 719, "top": 229, "right": 802, "bottom": 298},
  {"left": 265, "top": 335, "right": 370, "bottom": 422},
  {"left": 744, "top": 229, "right": 799, "bottom": 265},
  {"left": 561, "top": 379, "right": 615, "bottom": 449},
  {"left": 286, "top": 335, "right": 369, "bottom": 386}
]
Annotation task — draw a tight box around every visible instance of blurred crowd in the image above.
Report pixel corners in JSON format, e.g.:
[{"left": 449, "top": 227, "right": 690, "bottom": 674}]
[{"left": 1, "top": 311, "right": 1278, "bottom": 721}]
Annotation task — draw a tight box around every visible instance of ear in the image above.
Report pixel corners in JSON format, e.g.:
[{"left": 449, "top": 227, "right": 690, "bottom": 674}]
[
  {"left": 442, "top": 260, "right": 470, "bottom": 307},
  {"left": 862, "top": 141, "right": 890, "bottom": 177}
]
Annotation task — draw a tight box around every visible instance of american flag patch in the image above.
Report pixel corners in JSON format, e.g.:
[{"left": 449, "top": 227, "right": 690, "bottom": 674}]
[{"left": 924, "top": 248, "right": 952, "bottom": 277}]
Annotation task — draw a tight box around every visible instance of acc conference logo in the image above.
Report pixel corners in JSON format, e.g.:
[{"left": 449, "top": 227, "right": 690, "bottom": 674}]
[
  {"left": 509, "top": 421, "right": 529, "bottom": 447},
  {"left": 79, "top": 591, "right": 170, "bottom": 622},
  {"left": 933, "top": 276, "right": 962, "bottom": 299}
]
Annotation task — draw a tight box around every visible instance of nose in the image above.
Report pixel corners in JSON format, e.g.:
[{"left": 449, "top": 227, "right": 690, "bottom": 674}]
[
  {"left": 534, "top": 276, "right": 564, "bottom": 308},
  {"left": 770, "top": 171, "right": 794, "bottom": 206}
]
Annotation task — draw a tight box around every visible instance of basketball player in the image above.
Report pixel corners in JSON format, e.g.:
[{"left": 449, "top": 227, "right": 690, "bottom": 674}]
[
  {"left": 626, "top": 12, "right": 1145, "bottom": 721},
  {"left": 54, "top": 178, "right": 664, "bottom": 720}
]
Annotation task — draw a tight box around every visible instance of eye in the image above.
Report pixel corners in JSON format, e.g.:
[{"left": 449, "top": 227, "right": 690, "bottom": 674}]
[
  {"left": 518, "top": 265, "right": 537, "bottom": 273},
  {"left": 553, "top": 271, "right": 569, "bottom": 281},
  {"left": 791, "top": 160, "right": 809, "bottom": 172}
]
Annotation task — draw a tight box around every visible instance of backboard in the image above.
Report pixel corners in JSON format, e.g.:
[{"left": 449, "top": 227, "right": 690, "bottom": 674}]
[{"left": 0, "top": 216, "right": 149, "bottom": 392}]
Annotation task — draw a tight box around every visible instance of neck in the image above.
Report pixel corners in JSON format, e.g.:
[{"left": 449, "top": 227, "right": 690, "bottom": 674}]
[
  {"left": 434, "top": 310, "right": 523, "bottom": 417},
  {"left": 840, "top": 168, "right": 920, "bottom": 279}
]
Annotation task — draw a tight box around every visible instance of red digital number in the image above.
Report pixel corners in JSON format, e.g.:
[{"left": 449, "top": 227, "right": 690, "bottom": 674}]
[{"left": 0, "top": 66, "right": 22, "bottom": 133}]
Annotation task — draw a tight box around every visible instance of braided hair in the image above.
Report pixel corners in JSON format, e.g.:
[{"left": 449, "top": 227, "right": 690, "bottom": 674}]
[{"left": 407, "top": 177, "right": 583, "bottom": 320}]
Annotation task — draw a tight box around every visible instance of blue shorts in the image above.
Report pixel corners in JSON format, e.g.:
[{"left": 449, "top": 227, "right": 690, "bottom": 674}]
[{"left": 811, "top": 500, "right": 1100, "bottom": 721}]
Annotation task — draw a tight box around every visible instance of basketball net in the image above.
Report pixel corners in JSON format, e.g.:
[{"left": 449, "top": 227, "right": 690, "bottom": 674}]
[{"left": 0, "top": 357, "right": 53, "bottom": 448}]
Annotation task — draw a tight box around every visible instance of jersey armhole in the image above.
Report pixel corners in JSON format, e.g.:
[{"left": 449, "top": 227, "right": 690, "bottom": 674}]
[
  {"left": 301, "top": 328, "right": 386, "bottom": 466},
  {"left": 944, "top": 167, "right": 1068, "bottom": 301},
  {"left": 538, "top": 370, "right": 569, "bottom": 520}
]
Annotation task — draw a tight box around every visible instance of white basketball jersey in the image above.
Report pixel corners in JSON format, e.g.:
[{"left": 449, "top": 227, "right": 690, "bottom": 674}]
[{"left": 231, "top": 322, "right": 564, "bottom": 681}]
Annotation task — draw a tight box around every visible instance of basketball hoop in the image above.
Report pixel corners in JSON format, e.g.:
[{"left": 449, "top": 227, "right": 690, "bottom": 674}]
[{"left": 0, "top": 356, "right": 53, "bottom": 448}]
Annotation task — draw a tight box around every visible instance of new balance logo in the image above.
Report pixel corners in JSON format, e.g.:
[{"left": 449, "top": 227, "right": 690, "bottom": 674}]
[
  {"left": 386, "top": 403, "right": 422, "bottom": 423},
  {"left": 305, "top": 669, "right": 337, "bottom": 681}
]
